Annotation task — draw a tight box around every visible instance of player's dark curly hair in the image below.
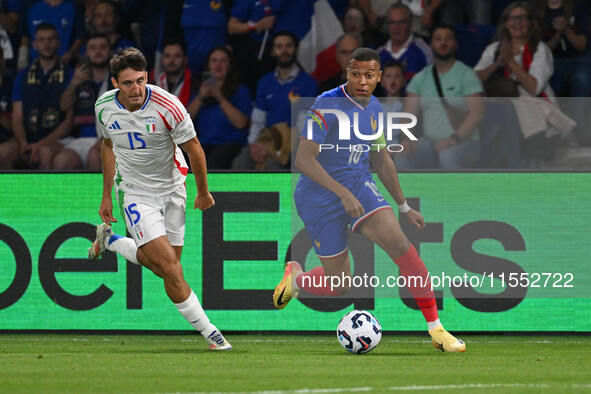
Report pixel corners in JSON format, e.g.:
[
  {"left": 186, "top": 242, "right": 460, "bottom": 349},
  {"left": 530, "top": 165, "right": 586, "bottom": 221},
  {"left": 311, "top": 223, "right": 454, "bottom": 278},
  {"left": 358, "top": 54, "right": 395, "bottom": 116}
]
[{"left": 110, "top": 47, "right": 147, "bottom": 80}]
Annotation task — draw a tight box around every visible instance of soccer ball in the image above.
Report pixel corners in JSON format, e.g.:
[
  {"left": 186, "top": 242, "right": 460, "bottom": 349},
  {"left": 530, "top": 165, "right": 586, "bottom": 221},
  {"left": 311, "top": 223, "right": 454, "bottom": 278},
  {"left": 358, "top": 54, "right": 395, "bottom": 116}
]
[{"left": 337, "top": 310, "right": 382, "bottom": 354}]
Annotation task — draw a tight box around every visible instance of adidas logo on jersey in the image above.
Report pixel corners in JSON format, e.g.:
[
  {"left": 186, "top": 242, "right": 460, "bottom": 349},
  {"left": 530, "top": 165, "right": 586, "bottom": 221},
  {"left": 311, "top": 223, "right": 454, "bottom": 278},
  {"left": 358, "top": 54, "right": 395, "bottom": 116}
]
[{"left": 108, "top": 121, "right": 122, "bottom": 130}]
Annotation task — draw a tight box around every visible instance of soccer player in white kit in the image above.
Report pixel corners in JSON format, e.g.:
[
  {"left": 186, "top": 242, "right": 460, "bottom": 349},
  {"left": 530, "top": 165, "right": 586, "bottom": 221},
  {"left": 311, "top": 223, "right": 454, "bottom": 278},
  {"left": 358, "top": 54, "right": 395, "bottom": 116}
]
[{"left": 88, "top": 48, "right": 231, "bottom": 350}]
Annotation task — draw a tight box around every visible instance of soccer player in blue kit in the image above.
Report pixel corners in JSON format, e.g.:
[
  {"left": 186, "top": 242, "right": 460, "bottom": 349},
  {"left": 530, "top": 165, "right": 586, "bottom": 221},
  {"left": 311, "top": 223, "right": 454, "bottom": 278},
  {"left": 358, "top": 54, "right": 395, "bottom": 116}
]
[{"left": 273, "top": 48, "right": 465, "bottom": 352}]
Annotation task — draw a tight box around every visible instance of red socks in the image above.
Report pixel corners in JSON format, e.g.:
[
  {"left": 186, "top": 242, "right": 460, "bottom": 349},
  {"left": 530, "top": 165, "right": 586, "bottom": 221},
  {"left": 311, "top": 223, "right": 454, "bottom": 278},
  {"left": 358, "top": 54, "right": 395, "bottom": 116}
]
[
  {"left": 294, "top": 244, "right": 438, "bottom": 323},
  {"left": 394, "top": 244, "right": 439, "bottom": 322},
  {"left": 295, "top": 266, "right": 341, "bottom": 296}
]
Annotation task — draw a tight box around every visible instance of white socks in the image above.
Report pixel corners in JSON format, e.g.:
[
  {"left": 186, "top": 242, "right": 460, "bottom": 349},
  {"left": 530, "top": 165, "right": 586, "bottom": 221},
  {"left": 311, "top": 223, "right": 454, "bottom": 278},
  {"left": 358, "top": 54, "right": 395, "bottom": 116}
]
[
  {"left": 174, "top": 291, "right": 215, "bottom": 336},
  {"left": 427, "top": 319, "right": 442, "bottom": 331},
  {"left": 105, "top": 234, "right": 140, "bottom": 265}
]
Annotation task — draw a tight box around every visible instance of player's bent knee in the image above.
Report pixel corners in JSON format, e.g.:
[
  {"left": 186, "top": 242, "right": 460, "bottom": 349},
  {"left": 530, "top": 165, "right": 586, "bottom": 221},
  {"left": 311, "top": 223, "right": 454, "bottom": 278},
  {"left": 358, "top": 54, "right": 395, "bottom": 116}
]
[{"left": 386, "top": 237, "right": 411, "bottom": 259}]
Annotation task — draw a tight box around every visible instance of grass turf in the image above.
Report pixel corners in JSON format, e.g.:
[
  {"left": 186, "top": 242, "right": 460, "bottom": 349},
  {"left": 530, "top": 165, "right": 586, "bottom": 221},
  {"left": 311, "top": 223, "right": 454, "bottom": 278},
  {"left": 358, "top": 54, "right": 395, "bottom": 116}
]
[{"left": 1, "top": 334, "right": 590, "bottom": 393}]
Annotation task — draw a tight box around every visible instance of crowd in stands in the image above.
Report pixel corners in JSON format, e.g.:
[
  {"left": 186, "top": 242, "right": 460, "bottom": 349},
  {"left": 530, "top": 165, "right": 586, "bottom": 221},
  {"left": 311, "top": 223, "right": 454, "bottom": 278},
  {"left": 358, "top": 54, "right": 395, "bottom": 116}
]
[{"left": 0, "top": 0, "right": 589, "bottom": 171}]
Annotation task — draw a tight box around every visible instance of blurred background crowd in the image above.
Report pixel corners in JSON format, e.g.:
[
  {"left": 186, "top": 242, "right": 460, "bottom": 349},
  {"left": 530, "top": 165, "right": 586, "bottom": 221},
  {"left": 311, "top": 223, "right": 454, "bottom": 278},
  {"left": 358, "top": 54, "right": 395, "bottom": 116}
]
[{"left": 0, "top": 0, "right": 589, "bottom": 171}]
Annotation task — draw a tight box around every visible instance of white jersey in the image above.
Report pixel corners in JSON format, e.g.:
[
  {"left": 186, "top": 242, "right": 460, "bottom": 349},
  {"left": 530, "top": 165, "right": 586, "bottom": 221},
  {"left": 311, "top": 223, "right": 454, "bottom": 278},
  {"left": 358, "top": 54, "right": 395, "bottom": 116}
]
[{"left": 95, "top": 84, "right": 196, "bottom": 196}]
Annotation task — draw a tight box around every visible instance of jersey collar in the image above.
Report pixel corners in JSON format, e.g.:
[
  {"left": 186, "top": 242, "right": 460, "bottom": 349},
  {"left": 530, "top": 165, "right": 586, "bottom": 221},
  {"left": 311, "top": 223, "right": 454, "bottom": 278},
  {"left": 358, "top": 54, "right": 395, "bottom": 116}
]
[
  {"left": 340, "top": 84, "right": 365, "bottom": 110},
  {"left": 114, "top": 86, "right": 152, "bottom": 111},
  {"left": 140, "top": 86, "right": 152, "bottom": 110}
]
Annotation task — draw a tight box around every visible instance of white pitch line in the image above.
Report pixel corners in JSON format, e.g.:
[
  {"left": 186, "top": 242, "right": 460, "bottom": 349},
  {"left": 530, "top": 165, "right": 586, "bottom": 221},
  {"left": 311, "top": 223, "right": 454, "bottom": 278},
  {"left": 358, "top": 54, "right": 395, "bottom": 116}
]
[{"left": 166, "top": 382, "right": 591, "bottom": 394}]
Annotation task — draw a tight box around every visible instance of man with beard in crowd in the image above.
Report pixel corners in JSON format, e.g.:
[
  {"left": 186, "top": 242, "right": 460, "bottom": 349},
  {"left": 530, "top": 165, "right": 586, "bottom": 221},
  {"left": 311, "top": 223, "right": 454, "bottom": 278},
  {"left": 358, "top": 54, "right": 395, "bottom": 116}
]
[
  {"left": 243, "top": 31, "right": 316, "bottom": 168},
  {"left": 397, "top": 25, "right": 484, "bottom": 169},
  {"left": 151, "top": 39, "right": 193, "bottom": 107},
  {"left": 249, "top": 31, "right": 317, "bottom": 143},
  {"left": 55, "top": 33, "right": 113, "bottom": 169}
]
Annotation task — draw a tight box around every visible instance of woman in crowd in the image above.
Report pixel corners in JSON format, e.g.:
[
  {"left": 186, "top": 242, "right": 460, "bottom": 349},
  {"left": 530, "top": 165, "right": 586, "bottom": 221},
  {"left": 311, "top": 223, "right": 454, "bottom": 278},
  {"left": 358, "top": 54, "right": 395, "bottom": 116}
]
[
  {"left": 474, "top": 1, "right": 567, "bottom": 167},
  {"left": 187, "top": 46, "right": 253, "bottom": 169}
]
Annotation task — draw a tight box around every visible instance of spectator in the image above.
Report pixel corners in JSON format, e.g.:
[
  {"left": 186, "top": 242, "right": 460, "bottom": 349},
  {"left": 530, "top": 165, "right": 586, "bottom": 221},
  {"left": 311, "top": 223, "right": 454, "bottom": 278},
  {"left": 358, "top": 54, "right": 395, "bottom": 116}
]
[
  {"left": 151, "top": 38, "right": 193, "bottom": 107},
  {"left": 342, "top": 6, "right": 384, "bottom": 49},
  {"left": 0, "top": 23, "right": 73, "bottom": 169},
  {"left": 55, "top": 32, "right": 112, "bottom": 170},
  {"left": 181, "top": 0, "right": 227, "bottom": 75},
  {"left": 0, "top": 47, "right": 13, "bottom": 149},
  {"left": 396, "top": 25, "right": 484, "bottom": 169},
  {"left": 320, "top": 32, "right": 362, "bottom": 92},
  {"left": 186, "top": 46, "right": 252, "bottom": 169},
  {"left": 17, "top": 0, "right": 85, "bottom": 69},
  {"left": 377, "top": 59, "right": 405, "bottom": 99},
  {"left": 232, "top": 122, "right": 291, "bottom": 169},
  {"left": 90, "top": 0, "right": 134, "bottom": 53},
  {"left": 475, "top": 2, "right": 555, "bottom": 99},
  {"left": 0, "top": 0, "right": 21, "bottom": 70},
  {"left": 540, "top": 0, "right": 590, "bottom": 144},
  {"left": 228, "top": 0, "right": 277, "bottom": 46},
  {"left": 0, "top": 0, "right": 21, "bottom": 34},
  {"left": 248, "top": 31, "right": 317, "bottom": 145},
  {"left": 227, "top": 0, "right": 279, "bottom": 92},
  {"left": 358, "top": 0, "right": 445, "bottom": 38},
  {"left": 475, "top": 2, "right": 572, "bottom": 168},
  {"left": 377, "top": 60, "right": 406, "bottom": 147},
  {"left": 377, "top": 4, "right": 433, "bottom": 83}
]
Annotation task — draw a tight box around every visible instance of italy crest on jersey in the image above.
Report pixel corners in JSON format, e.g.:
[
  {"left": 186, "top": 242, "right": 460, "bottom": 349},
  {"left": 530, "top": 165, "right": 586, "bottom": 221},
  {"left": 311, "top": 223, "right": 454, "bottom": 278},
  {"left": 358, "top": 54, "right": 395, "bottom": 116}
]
[{"left": 145, "top": 116, "right": 156, "bottom": 133}]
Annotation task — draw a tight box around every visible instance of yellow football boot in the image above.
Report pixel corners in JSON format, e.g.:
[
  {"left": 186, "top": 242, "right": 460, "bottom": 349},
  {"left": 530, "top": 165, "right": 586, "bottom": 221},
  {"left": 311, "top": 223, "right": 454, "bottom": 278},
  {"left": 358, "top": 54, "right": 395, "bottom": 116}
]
[
  {"left": 273, "top": 261, "right": 302, "bottom": 309},
  {"left": 429, "top": 326, "right": 466, "bottom": 352}
]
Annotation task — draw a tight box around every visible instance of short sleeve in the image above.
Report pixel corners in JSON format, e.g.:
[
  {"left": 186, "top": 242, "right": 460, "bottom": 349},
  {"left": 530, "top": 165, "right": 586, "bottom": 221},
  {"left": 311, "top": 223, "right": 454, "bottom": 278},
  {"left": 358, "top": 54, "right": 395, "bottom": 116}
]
[
  {"left": 171, "top": 108, "right": 197, "bottom": 146},
  {"left": 529, "top": 43, "right": 554, "bottom": 96},
  {"left": 474, "top": 42, "right": 498, "bottom": 71},
  {"left": 461, "top": 67, "right": 484, "bottom": 96},
  {"left": 406, "top": 68, "right": 423, "bottom": 95},
  {"left": 94, "top": 106, "right": 108, "bottom": 138},
  {"left": 11, "top": 69, "right": 25, "bottom": 102}
]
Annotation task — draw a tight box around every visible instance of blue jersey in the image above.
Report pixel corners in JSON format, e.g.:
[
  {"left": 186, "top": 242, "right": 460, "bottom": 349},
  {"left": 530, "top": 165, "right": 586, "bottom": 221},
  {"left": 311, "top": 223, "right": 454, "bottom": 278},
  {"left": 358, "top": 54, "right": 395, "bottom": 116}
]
[
  {"left": 21, "top": 0, "right": 85, "bottom": 60},
  {"left": 294, "top": 84, "right": 385, "bottom": 205},
  {"left": 254, "top": 68, "right": 317, "bottom": 127}
]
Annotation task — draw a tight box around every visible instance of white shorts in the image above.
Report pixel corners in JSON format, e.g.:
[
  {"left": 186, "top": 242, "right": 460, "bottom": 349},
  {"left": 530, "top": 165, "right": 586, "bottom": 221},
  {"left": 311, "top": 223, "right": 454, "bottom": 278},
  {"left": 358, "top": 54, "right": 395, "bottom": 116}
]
[
  {"left": 62, "top": 137, "right": 98, "bottom": 167},
  {"left": 119, "top": 185, "right": 187, "bottom": 247}
]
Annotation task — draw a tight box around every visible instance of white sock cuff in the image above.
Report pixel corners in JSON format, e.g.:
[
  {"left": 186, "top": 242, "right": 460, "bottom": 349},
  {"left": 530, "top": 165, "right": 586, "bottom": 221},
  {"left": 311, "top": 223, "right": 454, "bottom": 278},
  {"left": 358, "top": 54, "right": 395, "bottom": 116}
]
[
  {"left": 174, "top": 291, "right": 197, "bottom": 310},
  {"left": 427, "top": 319, "right": 442, "bottom": 330}
]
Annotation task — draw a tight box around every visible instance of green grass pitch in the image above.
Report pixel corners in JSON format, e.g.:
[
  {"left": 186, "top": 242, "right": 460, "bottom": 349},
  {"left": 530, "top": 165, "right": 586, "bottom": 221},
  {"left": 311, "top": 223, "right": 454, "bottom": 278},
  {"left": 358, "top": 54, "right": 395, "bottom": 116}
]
[{"left": 1, "top": 334, "right": 590, "bottom": 393}]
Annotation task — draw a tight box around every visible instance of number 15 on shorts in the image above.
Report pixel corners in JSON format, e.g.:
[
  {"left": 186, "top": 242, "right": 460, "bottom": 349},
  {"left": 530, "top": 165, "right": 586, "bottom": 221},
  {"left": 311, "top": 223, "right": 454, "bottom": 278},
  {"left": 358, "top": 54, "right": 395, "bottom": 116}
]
[{"left": 124, "top": 203, "right": 141, "bottom": 225}]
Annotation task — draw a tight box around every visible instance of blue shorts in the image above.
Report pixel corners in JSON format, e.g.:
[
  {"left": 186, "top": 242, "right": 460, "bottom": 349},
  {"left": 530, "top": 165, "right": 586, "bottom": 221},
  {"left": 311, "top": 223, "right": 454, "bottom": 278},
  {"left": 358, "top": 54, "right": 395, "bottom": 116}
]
[{"left": 295, "top": 179, "right": 391, "bottom": 259}]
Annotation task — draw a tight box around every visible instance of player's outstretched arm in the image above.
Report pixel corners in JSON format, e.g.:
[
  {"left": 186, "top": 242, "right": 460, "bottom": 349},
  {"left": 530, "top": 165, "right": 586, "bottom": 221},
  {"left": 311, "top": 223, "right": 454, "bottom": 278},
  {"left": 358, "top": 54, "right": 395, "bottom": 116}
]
[
  {"left": 99, "top": 138, "right": 117, "bottom": 224},
  {"left": 295, "top": 140, "right": 364, "bottom": 218},
  {"left": 179, "top": 137, "right": 215, "bottom": 211},
  {"left": 370, "top": 149, "right": 425, "bottom": 230}
]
